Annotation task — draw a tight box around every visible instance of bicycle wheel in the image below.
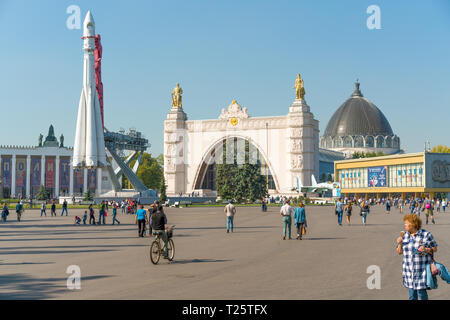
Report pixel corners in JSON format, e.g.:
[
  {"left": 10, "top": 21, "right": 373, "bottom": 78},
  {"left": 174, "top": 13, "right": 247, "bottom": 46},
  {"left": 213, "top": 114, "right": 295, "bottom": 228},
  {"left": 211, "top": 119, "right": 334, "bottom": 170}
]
[
  {"left": 150, "top": 240, "right": 161, "bottom": 265},
  {"left": 167, "top": 239, "right": 175, "bottom": 261}
]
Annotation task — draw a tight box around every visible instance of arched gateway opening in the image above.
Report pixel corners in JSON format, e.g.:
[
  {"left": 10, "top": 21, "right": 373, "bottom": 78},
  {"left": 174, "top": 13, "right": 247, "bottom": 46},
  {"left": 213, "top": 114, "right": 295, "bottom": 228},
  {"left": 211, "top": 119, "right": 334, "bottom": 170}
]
[{"left": 193, "top": 137, "right": 278, "bottom": 194}]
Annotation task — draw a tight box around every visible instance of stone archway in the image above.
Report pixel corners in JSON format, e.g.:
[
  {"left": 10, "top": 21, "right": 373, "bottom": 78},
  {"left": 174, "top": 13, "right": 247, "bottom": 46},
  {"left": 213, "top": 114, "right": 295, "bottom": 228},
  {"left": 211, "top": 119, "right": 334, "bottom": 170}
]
[{"left": 192, "top": 136, "right": 280, "bottom": 193}]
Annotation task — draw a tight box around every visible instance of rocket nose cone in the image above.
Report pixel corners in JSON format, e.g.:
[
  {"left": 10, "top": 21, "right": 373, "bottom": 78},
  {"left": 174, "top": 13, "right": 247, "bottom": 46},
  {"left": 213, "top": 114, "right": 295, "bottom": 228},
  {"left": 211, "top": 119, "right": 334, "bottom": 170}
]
[{"left": 83, "top": 11, "right": 95, "bottom": 36}]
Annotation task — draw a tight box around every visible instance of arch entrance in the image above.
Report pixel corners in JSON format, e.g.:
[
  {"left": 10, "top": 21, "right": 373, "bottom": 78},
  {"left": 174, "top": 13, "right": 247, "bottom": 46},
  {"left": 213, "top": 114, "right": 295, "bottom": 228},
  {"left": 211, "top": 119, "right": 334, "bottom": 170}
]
[{"left": 193, "top": 136, "right": 278, "bottom": 194}]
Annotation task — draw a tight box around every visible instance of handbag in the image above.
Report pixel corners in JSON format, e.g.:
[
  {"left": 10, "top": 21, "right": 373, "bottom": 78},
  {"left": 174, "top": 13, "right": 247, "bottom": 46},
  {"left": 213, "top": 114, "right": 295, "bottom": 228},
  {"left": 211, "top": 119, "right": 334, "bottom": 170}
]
[
  {"left": 431, "top": 253, "right": 439, "bottom": 276},
  {"left": 301, "top": 225, "right": 307, "bottom": 235},
  {"left": 430, "top": 262, "right": 439, "bottom": 276}
]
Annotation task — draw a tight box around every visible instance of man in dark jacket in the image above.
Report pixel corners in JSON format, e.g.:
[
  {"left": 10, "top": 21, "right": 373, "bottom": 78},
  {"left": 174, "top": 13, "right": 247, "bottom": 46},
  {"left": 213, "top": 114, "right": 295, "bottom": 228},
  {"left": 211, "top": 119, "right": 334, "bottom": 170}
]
[{"left": 151, "top": 206, "right": 168, "bottom": 258}]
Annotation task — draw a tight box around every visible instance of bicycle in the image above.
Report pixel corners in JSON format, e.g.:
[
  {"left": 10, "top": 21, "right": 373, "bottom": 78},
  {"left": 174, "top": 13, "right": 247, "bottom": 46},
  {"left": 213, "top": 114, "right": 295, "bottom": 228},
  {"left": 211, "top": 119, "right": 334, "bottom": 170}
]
[{"left": 150, "top": 225, "right": 175, "bottom": 264}]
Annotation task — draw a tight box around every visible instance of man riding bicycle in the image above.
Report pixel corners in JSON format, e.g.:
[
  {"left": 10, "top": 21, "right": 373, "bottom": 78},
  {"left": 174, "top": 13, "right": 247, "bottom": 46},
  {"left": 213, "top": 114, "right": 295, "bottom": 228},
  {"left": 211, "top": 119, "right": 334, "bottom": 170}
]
[{"left": 151, "top": 206, "right": 169, "bottom": 259}]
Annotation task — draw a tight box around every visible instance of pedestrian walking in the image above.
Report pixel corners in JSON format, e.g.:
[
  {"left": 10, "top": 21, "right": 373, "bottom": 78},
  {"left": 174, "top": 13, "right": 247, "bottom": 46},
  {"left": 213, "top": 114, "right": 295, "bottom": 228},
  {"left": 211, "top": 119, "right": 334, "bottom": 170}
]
[
  {"left": 40, "top": 202, "right": 46, "bottom": 217},
  {"left": 293, "top": 202, "right": 307, "bottom": 240},
  {"left": 396, "top": 214, "right": 438, "bottom": 300},
  {"left": 436, "top": 199, "right": 440, "bottom": 213},
  {"left": 335, "top": 198, "right": 344, "bottom": 226},
  {"left": 16, "top": 201, "right": 23, "bottom": 221},
  {"left": 98, "top": 202, "right": 106, "bottom": 225},
  {"left": 424, "top": 197, "right": 435, "bottom": 224},
  {"left": 89, "top": 204, "right": 96, "bottom": 225},
  {"left": 82, "top": 211, "right": 87, "bottom": 225},
  {"left": 345, "top": 201, "right": 353, "bottom": 225},
  {"left": 410, "top": 199, "right": 416, "bottom": 214},
  {"left": 135, "top": 204, "right": 148, "bottom": 237},
  {"left": 51, "top": 201, "right": 56, "bottom": 217},
  {"left": 360, "top": 201, "right": 370, "bottom": 226},
  {"left": 112, "top": 204, "right": 120, "bottom": 225},
  {"left": 280, "top": 200, "right": 294, "bottom": 240},
  {"left": 261, "top": 198, "right": 267, "bottom": 212},
  {"left": 224, "top": 201, "right": 236, "bottom": 233},
  {"left": 121, "top": 200, "right": 126, "bottom": 214},
  {"left": 1, "top": 203, "right": 9, "bottom": 222},
  {"left": 386, "top": 199, "right": 391, "bottom": 214},
  {"left": 399, "top": 198, "right": 404, "bottom": 214},
  {"left": 61, "top": 200, "right": 68, "bottom": 216},
  {"left": 442, "top": 199, "right": 447, "bottom": 212}
]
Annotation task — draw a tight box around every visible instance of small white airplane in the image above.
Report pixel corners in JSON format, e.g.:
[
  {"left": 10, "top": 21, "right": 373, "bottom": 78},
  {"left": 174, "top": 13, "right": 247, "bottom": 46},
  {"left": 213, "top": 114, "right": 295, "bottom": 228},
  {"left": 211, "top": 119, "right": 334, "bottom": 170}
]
[{"left": 296, "top": 175, "right": 338, "bottom": 193}]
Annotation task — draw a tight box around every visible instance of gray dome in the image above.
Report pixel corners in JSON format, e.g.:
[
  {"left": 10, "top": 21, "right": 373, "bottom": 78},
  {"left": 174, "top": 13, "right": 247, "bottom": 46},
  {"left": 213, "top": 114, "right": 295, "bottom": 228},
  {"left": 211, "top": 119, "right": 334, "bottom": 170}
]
[{"left": 324, "top": 82, "right": 393, "bottom": 137}]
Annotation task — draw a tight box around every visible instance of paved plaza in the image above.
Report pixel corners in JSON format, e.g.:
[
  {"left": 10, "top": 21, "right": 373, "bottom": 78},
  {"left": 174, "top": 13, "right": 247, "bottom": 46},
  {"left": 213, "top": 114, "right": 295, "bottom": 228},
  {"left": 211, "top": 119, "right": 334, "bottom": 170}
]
[{"left": 0, "top": 204, "right": 449, "bottom": 300}]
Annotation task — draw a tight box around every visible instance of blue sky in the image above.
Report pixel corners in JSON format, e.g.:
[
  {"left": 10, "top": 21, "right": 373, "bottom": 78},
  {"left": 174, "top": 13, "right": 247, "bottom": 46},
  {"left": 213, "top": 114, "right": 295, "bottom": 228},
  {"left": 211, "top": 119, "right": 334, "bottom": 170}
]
[{"left": 0, "top": 0, "right": 449, "bottom": 155}]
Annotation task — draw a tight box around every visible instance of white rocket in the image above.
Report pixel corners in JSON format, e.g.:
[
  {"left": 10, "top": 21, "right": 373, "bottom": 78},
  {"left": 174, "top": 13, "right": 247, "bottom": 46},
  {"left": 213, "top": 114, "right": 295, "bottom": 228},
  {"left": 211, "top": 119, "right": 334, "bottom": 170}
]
[{"left": 73, "top": 11, "right": 107, "bottom": 168}]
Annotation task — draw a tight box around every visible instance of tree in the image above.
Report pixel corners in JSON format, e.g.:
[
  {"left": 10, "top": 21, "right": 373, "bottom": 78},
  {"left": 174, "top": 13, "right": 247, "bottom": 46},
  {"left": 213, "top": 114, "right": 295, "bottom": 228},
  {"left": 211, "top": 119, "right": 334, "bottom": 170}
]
[
  {"left": 216, "top": 140, "right": 268, "bottom": 203},
  {"left": 320, "top": 173, "right": 326, "bottom": 182},
  {"left": 83, "top": 189, "right": 93, "bottom": 201},
  {"left": 327, "top": 174, "right": 333, "bottom": 182},
  {"left": 122, "top": 152, "right": 163, "bottom": 191},
  {"left": 432, "top": 145, "right": 450, "bottom": 153},
  {"left": 216, "top": 164, "right": 236, "bottom": 200},
  {"left": 352, "top": 151, "right": 384, "bottom": 159},
  {"left": 37, "top": 185, "right": 48, "bottom": 201},
  {"left": 159, "top": 175, "right": 167, "bottom": 203}
]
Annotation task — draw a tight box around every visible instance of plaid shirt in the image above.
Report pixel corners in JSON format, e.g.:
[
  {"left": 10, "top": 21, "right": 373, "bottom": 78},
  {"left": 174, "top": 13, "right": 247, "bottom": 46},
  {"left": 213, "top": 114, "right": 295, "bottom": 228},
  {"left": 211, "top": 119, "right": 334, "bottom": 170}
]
[{"left": 402, "top": 229, "right": 437, "bottom": 289}]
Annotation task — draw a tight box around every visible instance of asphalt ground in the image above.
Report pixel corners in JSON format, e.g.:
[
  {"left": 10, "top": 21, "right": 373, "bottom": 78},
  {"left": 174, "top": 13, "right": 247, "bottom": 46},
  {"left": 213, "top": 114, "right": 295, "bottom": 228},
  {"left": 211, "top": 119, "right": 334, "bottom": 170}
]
[{"left": 0, "top": 204, "right": 449, "bottom": 300}]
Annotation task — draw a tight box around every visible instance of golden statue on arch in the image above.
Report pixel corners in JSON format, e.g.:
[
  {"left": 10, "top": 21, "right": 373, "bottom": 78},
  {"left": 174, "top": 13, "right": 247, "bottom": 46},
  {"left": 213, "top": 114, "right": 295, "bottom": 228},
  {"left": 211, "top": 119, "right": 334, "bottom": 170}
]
[
  {"left": 294, "top": 74, "right": 306, "bottom": 100},
  {"left": 171, "top": 83, "right": 183, "bottom": 108}
]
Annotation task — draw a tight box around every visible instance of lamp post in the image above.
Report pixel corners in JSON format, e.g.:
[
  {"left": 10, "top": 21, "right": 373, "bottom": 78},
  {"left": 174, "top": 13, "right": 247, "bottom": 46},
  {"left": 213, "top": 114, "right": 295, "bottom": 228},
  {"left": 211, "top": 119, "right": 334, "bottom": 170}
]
[{"left": 265, "top": 123, "right": 269, "bottom": 194}]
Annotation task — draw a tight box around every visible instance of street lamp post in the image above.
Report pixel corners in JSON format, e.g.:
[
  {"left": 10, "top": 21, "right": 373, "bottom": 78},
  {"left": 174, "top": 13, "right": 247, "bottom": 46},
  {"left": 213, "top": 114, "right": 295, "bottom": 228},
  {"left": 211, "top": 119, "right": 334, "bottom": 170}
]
[{"left": 265, "top": 123, "right": 269, "bottom": 194}]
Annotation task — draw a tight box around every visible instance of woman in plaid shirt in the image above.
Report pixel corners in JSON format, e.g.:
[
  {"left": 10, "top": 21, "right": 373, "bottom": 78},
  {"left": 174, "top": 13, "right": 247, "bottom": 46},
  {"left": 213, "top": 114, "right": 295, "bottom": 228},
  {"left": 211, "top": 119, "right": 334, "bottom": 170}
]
[{"left": 396, "top": 214, "right": 437, "bottom": 300}]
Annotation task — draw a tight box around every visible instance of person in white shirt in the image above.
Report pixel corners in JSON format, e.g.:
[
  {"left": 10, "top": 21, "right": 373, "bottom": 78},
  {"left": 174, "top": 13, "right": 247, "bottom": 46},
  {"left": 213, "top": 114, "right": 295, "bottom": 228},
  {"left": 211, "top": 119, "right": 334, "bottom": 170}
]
[
  {"left": 224, "top": 201, "right": 236, "bottom": 233},
  {"left": 280, "top": 200, "right": 294, "bottom": 240}
]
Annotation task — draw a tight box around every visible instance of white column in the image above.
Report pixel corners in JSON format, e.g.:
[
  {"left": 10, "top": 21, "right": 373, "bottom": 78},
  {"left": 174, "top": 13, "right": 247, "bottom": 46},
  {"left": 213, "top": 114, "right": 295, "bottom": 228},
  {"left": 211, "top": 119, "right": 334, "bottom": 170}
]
[
  {"left": 96, "top": 168, "right": 102, "bottom": 196},
  {"left": 26, "top": 155, "right": 31, "bottom": 198},
  {"left": 69, "top": 157, "right": 74, "bottom": 196},
  {"left": 83, "top": 168, "right": 88, "bottom": 194},
  {"left": 11, "top": 154, "right": 16, "bottom": 197},
  {"left": 41, "top": 155, "right": 45, "bottom": 187},
  {"left": 55, "top": 155, "right": 60, "bottom": 198}
]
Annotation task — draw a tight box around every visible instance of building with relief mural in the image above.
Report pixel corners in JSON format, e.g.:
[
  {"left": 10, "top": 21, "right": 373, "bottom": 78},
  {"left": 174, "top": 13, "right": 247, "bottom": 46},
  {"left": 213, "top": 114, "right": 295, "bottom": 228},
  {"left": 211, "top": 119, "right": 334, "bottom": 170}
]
[
  {"left": 0, "top": 125, "right": 112, "bottom": 199},
  {"left": 335, "top": 152, "right": 450, "bottom": 199}
]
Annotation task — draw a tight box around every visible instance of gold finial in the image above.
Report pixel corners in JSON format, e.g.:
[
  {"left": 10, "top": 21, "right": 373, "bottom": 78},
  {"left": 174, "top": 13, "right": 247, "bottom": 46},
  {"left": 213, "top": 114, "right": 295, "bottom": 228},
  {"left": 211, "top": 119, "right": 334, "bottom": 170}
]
[
  {"left": 232, "top": 99, "right": 237, "bottom": 104},
  {"left": 294, "top": 73, "right": 306, "bottom": 100}
]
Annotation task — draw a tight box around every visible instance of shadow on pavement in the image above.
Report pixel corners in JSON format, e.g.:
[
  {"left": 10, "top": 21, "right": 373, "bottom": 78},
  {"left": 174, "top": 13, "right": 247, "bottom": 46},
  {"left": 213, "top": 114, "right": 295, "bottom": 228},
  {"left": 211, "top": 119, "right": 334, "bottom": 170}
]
[
  {"left": 0, "top": 244, "right": 148, "bottom": 251},
  {"left": 0, "top": 236, "right": 142, "bottom": 242},
  {"left": 171, "top": 259, "right": 231, "bottom": 265},
  {"left": 177, "top": 226, "right": 277, "bottom": 230},
  {"left": 0, "top": 249, "right": 118, "bottom": 256},
  {"left": 0, "top": 262, "right": 55, "bottom": 266},
  {"left": 304, "top": 237, "right": 346, "bottom": 241},
  {"left": 0, "top": 273, "right": 112, "bottom": 300}
]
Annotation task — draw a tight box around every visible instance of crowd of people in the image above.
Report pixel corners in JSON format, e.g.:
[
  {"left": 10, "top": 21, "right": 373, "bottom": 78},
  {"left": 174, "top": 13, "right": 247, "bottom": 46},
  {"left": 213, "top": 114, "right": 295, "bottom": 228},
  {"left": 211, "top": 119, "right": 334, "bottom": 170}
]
[
  {"left": 332, "top": 196, "right": 446, "bottom": 226},
  {"left": 2, "top": 192, "right": 450, "bottom": 300}
]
